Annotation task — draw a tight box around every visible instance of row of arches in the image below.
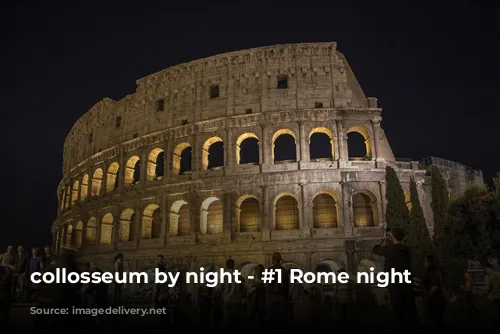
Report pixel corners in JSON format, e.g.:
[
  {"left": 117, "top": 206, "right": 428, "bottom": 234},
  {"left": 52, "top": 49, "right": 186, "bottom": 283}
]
[
  {"left": 60, "top": 126, "right": 372, "bottom": 212},
  {"left": 56, "top": 190, "right": 380, "bottom": 250}
]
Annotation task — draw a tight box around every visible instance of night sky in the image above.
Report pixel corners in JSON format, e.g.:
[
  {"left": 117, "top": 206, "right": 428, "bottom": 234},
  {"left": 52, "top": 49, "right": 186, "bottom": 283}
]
[{"left": 2, "top": 1, "right": 499, "bottom": 249}]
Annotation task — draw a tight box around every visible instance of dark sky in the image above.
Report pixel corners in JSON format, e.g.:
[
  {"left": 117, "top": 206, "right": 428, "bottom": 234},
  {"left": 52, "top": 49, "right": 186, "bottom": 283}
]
[{"left": 2, "top": 0, "right": 499, "bottom": 249}]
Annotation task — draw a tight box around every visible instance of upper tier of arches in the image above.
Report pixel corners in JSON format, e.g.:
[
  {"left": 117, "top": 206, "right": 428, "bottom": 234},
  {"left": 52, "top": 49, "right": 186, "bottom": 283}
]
[{"left": 62, "top": 43, "right": 381, "bottom": 174}]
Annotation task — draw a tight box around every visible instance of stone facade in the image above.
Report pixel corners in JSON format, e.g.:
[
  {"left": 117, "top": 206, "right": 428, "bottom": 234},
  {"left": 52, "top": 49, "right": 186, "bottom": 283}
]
[{"left": 54, "top": 42, "right": 451, "bottom": 278}]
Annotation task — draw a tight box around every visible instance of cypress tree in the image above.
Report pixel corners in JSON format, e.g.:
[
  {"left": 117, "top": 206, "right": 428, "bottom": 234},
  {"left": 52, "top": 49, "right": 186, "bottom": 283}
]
[
  {"left": 385, "top": 166, "right": 410, "bottom": 234},
  {"left": 406, "top": 177, "right": 433, "bottom": 278},
  {"left": 430, "top": 166, "right": 449, "bottom": 255}
]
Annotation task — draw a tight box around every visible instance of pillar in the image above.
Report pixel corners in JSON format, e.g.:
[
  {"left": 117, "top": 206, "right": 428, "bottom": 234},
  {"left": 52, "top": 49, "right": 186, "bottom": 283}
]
[
  {"left": 371, "top": 116, "right": 381, "bottom": 161},
  {"left": 379, "top": 181, "right": 387, "bottom": 226},
  {"left": 223, "top": 193, "right": 231, "bottom": 233},
  {"left": 341, "top": 182, "right": 353, "bottom": 237},
  {"left": 298, "top": 121, "right": 308, "bottom": 164},
  {"left": 261, "top": 186, "right": 270, "bottom": 241},
  {"left": 134, "top": 204, "right": 141, "bottom": 248},
  {"left": 336, "top": 119, "right": 348, "bottom": 162},
  {"left": 140, "top": 149, "right": 147, "bottom": 186},
  {"left": 118, "top": 146, "right": 125, "bottom": 192},
  {"left": 161, "top": 195, "right": 168, "bottom": 245}
]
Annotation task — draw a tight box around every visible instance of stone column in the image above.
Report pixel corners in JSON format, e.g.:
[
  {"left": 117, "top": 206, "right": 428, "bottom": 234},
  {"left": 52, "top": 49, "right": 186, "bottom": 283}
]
[
  {"left": 298, "top": 121, "right": 308, "bottom": 164},
  {"left": 371, "top": 116, "right": 381, "bottom": 161},
  {"left": 161, "top": 195, "right": 168, "bottom": 245},
  {"left": 341, "top": 182, "right": 353, "bottom": 237},
  {"left": 118, "top": 147, "right": 125, "bottom": 192},
  {"left": 260, "top": 123, "right": 270, "bottom": 169},
  {"left": 164, "top": 139, "right": 173, "bottom": 179},
  {"left": 134, "top": 203, "right": 141, "bottom": 248},
  {"left": 336, "top": 119, "right": 348, "bottom": 166},
  {"left": 261, "top": 186, "right": 270, "bottom": 241},
  {"left": 102, "top": 162, "right": 108, "bottom": 194},
  {"left": 223, "top": 193, "right": 231, "bottom": 233},
  {"left": 140, "top": 149, "right": 147, "bottom": 187},
  {"left": 300, "top": 183, "right": 310, "bottom": 229},
  {"left": 224, "top": 128, "right": 232, "bottom": 174}
]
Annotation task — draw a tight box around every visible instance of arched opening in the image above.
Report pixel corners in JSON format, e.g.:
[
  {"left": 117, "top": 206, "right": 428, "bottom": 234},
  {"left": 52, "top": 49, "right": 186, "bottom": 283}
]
[
  {"left": 74, "top": 221, "right": 83, "bottom": 249},
  {"left": 236, "top": 195, "right": 260, "bottom": 232},
  {"left": 281, "top": 261, "right": 300, "bottom": 271},
  {"left": 169, "top": 200, "right": 190, "bottom": 236},
  {"left": 272, "top": 129, "right": 296, "bottom": 163},
  {"left": 99, "top": 213, "right": 114, "bottom": 245},
  {"left": 202, "top": 137, "right": 224, "bottom": 170},
  {"left": 65, "top": 187, "right": 71, "bottom": 209},
  {"left": 309, "top": 127, "right": 334, "bottom": 161},
  {"left": 347, "top": 126, "right": 372, "bottom": 160},
  {"left": 80, "top": 174, "right": 89, "bottom": 201},
  {"left": 238, "top": 262, "right": 258, "bottom": 280},
  {"left": 357, "top": 259, "right": 379, "bottom": 273},
  {"left": 312, "top": 192, "right": 338, "bottom": 228},
  {"left": 404, "top": 191, "right": 412, "bottom": 211},
  {"left": 353, "top": 191, "right": 378, "bottom": 227},
  {"left": 125, "top": 156, "right": 141, "bottom": 185},
  {"left": 147, "top": 148, "right": 165, "bottom": 181},
  {"left": 274, "top": 193, "right": 299, "bottom": 230},
  {"left": 91, "top": 168, "right": 103, "bottom": 197},
  {"left": 65, "top": 224, "right": 73, "bottom": 248},
  {"left": 236, "top": 133, "right": 259, "bottom": 165},
  {"left": 119, "top": 208, "right": 135, "bottom": 242},
  {"left": 106, "top": 162, "right": 120, "bottom": 192},
  {"left": 173, "top": 143, "right": 192, "bottom": 175},
  {"left": 71, "top": 180, "right": 79, "bottom": 205},
  {"left": 85, "top": 217, "right": 97, "bottom": 245},
  {"left": 142, "top": 204, "right": 161, "bottom": 239},
  {"left": 315, "top": 260, "right": 342, "bottom": 273},
  {"left": 200, "top": 197, "right": 223, "bottom": 234}
]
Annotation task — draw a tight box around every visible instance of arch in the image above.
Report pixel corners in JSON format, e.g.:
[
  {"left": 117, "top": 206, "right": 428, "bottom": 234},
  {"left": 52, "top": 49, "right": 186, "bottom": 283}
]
[
  {"left": 91, "top": 168, "right": 103, "bottom": 197},
  {"left": 274, "top": 193, "right": 299, "bottom": 230},
  {"left": 315, "top": 260, "right": 342, "bottom": 273},
  {"left": 202, "top": 137, "right": 224, "bottom": 170},
  {"left": 353, "top": 190, "right": 379, "bottom": 227},
  {"left": 309, "top": 127, "right": 335, "bottom": 161},
  {"left": 80, "top": 174, "right": 89, "bottom": 201},
  {"left": 347, "top": 125, "right": 372, "bottom": 160},
  {"left": 65, "top": 224, "right": 73, "bottom": 248},
  {"left": 147, "top": 148, "right": 165, "bottom": 181},
  {"left": 281, "top": 261, "right": 300, "bottom": 271},
  {"left": 65, "top": 187, "right": 71, "bottom": 209},
  {"left": 125, "top": 156, "right": 141, "bottom": 185},
  {"left": 74, "top": 221, "right": 83, "bottom": 249},
  {"left": 404, "top": 191, "right": 412, "bottom": 211},
  {"left": 236, "top": 195, "right": 260, "bottom": 232},
  {"left": 119, "top": 208, "right": 135, "bottom": 242},
  {"left": 99, "top": 213, "right": 114, "bottom": 245},
  {"left": 169, "top": 200, "right": 190, "bottom": 236},
  {"left": 142, "top": 204, "right": 161, "bottom": 239},
  {"left": 238, "top": 262, "right": 258, "bottom": 280},
  {"left": 173, "top": 142, "right": 192, "bottom": 175},
  {"left": 272, "top": 129, "right": 296, "bottom": 163},
  {"left": 357, "top": 259, "right": 379, "bottom": 273},
  {"left": 106, "top": 162, "right": 120, "bottom": 192},
  {"left": 236, "top": 133, "right": 259, "bottom": 165},
  {"left": 312, "top": 192, "right": 339, "bottom": 228},
  {"left": 86, "top": 217, "right": 97, "bottom": 245},
  {"left": 71, "top": 180, "right": 79, "bottom": 205},
  {"left": 200, "top": 197, "right": 223, "bottom": 234}
]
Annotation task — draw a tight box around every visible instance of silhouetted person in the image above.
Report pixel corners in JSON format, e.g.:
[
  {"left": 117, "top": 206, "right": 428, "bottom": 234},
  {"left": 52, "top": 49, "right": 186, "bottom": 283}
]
[
  {"left": 462, "top": 271, "right": 478, "bottom": 320},
  {"left": 220, "top": 258, "right": 245, "bottom": 326},
  {"left": 333, "top": 268, "right": 355, "bottom": 325},
  {"left": 248, "top": 264, "right": 266, "bottom": 324},
  {"left": 26, "top": 247, "right": 44, "bottom": 302},
  {"left": 372, "top": 227, "right": 420, "bottom": 329},
  {"left": 154, "top": 255, "right": 169, "bottom": 326},
  {"left": 0, "top": 264, "right": 13, "bottom": 330},
  {"left": 42, "top": 245, "right": 56, "bottom": 271},
  {"left": 422, "top": 254, "right": 446, "bottom": 329},
  {"left": 0, "top": 245, "right": 14, "bottom": 267},
  {"left": 113, "top": 253, "right": 124, "bottom": 305},
  {"left": 265, "top": 252, "right": 290, "bottom": 324},
  {"left": 13, "top": 245, "right": 27, "bottom": 302}
]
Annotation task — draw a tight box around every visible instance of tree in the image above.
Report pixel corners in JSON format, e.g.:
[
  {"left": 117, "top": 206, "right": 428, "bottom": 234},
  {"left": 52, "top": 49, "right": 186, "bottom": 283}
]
[
  {"left": 430, "top": 166, "right": 449, "bottom": 255},
  {"left": 406, "top": 178, "right": 433, "bottom": 278},
  {"left": 385, "top": 166, "right": 410, "bottom": 233}
]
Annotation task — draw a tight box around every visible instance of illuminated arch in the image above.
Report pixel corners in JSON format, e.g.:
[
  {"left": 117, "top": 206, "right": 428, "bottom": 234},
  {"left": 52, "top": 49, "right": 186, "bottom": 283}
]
[
  {"left": 91, "top": 168, "right": 103, "bottom": 197},
  {"left": 80, "top": 174, "right": 89, "bottom": 201},
  {"left": 142, "top": 204, "right": 161, "bottom": 239},
  {"left": 272, "top": 129, "right": 296, "bottom": 163},
  {"left": 281, "top": 261, "right": 300, "bottom": 271},
  {"left": 236, "top": 194, "right": 260, "bottom": 232},
  {"left": 357, "top": 259, "right": 379, "bottom": 273},
  {"left": 200, "top": 197, "right": 223, "bottom": 234},
  {"left": 312, "top": 191, "right": 339, "bottom": 228},
  {"left": 173, "top": 143, "right": 192, "bottom": 175},
  {"left": 99, "top": 213, "right": 114, "bottom": 245},
  {"left": 352, "top": 190, "right": 379, "bottom": 227},
  {"left": 74, "top": 221, "right": 83, "bottom": 249},
  {"left": 147, "top": 148, "right": 165, "bottom": 181},
  {"left": 202, "top": 137, "right": 224, "bottom": 170},
  {"left": 106, "top": 162, "right": 120, "bottom": 192},
  {"left": 85, "top": 217, "right": 97, "bottom": 245},
  {"left": 119, "top": 208, "right": 135, "bottom": 242},
  {"left": 71, "top": 180, "right": 79, "bottom": 205},
  {"left": 169, "top": 200, "right": 190, "bottom": 236},
  {"left": 274, "top": 192, "right": 299, "bottom": 230},
  {"left": 125, "top": 156, "right": 141, "bottom": 185},
  {"left": 309, "top": 127, "right": 335, "bottom": 161},
  {"left": 235, "top": 133, "right": 259, "bottom": 165},
  {"left": 347, "top": 125, "right": 372, "bottom": 160},
  {"left": 315, "top": 260, "right": 342, "bottom": 273}
]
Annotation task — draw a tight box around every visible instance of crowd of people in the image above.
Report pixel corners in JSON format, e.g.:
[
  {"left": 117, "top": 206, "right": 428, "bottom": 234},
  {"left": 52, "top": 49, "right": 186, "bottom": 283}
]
[{"left": 1, "top": 227, "right": 500, "bottom": 331}]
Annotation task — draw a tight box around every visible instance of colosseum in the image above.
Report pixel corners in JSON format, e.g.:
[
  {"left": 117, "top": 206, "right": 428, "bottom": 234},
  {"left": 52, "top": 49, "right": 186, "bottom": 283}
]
[{"left": 53, "top": 42, "right": 482, "bottom": 294}]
